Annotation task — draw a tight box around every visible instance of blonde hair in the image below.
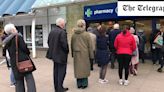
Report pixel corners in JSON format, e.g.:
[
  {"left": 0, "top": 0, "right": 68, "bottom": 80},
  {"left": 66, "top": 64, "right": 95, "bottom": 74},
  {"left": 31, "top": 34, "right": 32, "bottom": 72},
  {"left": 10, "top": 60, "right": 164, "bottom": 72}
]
[{"left": 77, "top": 19, "right": 86, "bottom": 28}]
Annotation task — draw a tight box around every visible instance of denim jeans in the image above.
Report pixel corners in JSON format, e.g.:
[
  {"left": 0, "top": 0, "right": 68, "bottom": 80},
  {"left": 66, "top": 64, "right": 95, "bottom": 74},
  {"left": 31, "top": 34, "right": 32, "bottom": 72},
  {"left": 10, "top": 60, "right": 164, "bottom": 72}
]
[{"left": 10, "top": 68, "right": 16, "bottom": 85}]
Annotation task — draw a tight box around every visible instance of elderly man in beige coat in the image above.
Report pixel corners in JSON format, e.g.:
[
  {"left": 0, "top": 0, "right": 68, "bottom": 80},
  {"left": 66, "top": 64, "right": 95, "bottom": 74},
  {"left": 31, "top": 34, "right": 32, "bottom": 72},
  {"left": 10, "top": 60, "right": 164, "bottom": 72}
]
[{"left": 71, "top": 19, "right": 94, "bottom": 89}]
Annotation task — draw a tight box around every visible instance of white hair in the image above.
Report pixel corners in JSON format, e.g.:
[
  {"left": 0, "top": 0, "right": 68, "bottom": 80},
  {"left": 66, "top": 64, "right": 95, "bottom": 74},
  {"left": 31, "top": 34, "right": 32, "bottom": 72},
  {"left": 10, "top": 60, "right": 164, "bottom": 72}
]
[
  {"left": 56, "top": 18, "right": 65, "bottom": 27},
  {"left": 113, "top": 23, "right": 119, "bottom": 29},
  {"left": 4, "top": 23, "right": 16, "bottom": 34}
]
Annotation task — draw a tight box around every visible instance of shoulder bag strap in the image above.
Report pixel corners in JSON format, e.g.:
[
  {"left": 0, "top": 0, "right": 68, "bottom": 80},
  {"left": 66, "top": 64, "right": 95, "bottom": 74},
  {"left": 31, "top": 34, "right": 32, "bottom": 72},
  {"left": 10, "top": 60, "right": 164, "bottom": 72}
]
[{"left": 15, "top": 35, "right": 19, "bottom": 67}]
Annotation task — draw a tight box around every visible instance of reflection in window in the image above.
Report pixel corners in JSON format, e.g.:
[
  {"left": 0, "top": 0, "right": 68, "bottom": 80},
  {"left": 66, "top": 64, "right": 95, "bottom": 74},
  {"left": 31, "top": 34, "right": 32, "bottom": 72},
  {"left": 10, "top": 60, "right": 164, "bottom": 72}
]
[{"left": 25, "top": 25, "right": 43, "bottom": 47}]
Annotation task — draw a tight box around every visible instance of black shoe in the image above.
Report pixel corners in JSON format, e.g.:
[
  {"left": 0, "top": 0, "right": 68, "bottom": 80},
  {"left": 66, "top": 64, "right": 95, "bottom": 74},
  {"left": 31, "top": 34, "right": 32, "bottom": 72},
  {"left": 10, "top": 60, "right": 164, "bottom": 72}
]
[
  {"left": 81, "top": 86, "right": 87, "bottom": 89},
  {"left": 77, "top": 86, "right": 82, "bottom": 89},
  {"left": 157, "top": 68, "right": 162, "bottom": 73},
  {"left": 63, "top": 88, "right": 69, "bottom": 91}
]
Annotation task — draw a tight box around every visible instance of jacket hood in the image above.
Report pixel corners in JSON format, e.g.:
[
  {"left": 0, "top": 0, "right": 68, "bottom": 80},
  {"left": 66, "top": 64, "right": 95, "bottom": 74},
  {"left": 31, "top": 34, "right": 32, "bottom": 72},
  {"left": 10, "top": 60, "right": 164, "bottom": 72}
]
[{"left": 74, "top": 27, "right": 85, "bottom": 34}]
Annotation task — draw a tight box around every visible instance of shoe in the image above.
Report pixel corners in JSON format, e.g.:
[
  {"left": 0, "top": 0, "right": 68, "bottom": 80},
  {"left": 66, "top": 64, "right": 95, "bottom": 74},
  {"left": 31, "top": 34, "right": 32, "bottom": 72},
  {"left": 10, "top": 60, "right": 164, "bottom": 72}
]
[
  {"left": 10, "top": 84, "right": 15, "bottom": 88},
  {"left": 124, "top": 80, "right": 129, "bottom": 86},
  {"left": 99, "top": 79, "right": 108, "bottom": 84},
  {"left": 157, "top": 68, "right": 163, "bottom": 73},
  {"left": 81, "top": 86, "right": 87, "bottom": 89},
  {"left": 134, "top": 69, "right": 138, "bottom": 75},
  {"left": 63, "top": 88, "right": 69, "bottom": 91},
  {"left": 119, "top": 79, "right": 124, "bottom": 85}
]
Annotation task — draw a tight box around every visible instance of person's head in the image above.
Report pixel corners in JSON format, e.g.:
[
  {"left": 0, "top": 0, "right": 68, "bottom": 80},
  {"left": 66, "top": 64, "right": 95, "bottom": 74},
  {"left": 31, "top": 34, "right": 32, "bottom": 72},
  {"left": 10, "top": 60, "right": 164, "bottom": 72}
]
[
  {"left": 98, "top": 24, "right": 107, "bottom": 36},
  {"left": 122, "top": 24, "right": 130, "bottom": 35},
  {"left": 4, "top": 23, "right": 17, "bottom": 35},
  {"left": 108, "top": 21, "right": 113, "bottom": 29},
  {"left": 160, "top": 26, "right": 164, "bottom": 32},
  {"left": 130, "top": 27, "right": 135, "bottom": 34},
  {"left": 113, "top": 23, "right": 119, "bottom": 29},
  {"left": 77, "top": 19, "right": 86, "bottom": 29},
  {"left": 56, "top": 18, "right": 66, "bottom": 29}
]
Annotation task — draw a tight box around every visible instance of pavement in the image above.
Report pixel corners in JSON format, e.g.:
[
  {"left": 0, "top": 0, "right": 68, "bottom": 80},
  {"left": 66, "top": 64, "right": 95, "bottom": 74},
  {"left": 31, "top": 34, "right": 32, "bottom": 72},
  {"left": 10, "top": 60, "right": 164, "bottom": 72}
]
[{"left": 0, "top": 50, "right": 164, "bottom": 92}]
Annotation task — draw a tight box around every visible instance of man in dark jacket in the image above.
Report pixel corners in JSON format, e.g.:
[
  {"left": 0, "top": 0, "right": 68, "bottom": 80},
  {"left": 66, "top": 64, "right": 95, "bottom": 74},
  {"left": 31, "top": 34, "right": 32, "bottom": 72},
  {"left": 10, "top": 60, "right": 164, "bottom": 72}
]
[
  {"left": 46, "top": 18, "right": 69, "bottom": 92},
  {"left": 137, "top": 30, "right": 146, "bottom": 63},
  {"left": 108, "top": 23, "right": 121, "bottom": 69}
]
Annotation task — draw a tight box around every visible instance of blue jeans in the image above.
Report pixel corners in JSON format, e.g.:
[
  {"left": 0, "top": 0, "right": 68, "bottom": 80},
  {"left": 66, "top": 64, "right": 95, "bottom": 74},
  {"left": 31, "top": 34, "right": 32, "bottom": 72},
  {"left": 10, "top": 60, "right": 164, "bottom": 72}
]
[{"left": 10, "top": 68, "right": 15, "bottom": 85}]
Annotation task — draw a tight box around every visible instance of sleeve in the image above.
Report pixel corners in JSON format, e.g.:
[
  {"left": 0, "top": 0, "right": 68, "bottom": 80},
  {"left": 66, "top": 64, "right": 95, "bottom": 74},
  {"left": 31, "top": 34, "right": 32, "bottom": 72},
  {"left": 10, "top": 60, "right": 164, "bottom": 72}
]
[
  {"left": 87, "top": 33, "right": 94, "bottom": 59},
  {"left": 131, "top": 36, "right": 137, "bottom": 51},
  {"left": 60, "top": 31, "right": 69, "bottom": 54},
  {"left": 114, "top": 36, "right": 118, "bottom": 50},
  {"left": 136, "top": 36, "right": 139, "bottom": 45},
  {"left": 18, "top": 35, "right": 30, "bottom": 55}
]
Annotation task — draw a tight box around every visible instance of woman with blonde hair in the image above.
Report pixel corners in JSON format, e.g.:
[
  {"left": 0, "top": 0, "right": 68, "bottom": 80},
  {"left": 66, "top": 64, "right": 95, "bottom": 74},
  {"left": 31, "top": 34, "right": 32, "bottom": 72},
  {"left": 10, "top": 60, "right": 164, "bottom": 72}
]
[{"left": 71, "top": 19, "right": 94, "bottom": 89}]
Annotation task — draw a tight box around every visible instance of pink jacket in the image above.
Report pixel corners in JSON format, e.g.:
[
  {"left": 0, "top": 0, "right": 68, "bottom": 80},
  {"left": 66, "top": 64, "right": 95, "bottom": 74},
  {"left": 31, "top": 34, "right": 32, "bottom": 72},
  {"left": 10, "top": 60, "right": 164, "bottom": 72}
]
[{"left": 114, "top": 30, "right": 136, "bottom": 55}]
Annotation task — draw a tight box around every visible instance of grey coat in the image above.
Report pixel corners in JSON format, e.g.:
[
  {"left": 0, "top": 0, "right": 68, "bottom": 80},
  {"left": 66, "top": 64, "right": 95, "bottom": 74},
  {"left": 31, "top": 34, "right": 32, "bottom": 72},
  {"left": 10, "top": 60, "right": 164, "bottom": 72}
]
[{"left": 71, "top": 27, "right": 94, "bottom": 78}]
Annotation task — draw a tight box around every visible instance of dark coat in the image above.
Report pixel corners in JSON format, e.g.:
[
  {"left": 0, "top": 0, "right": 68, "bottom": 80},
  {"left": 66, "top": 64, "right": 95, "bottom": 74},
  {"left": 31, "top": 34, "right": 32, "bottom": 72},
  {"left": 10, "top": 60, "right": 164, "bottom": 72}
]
[
  {"left": 137, "top": 32, "right": 146, "bottom": 51},
  {"left": 46, "top": 25, "right": 69, "bottom": 64},
  {"left": 5, "top": 35, "right": 36, "bottom": 80},
  {"left": 96, "top": 35, "right": 110, "bottom": 65},
  {"left": 108, "top": 29, "right": 121, "bottom": 51}
]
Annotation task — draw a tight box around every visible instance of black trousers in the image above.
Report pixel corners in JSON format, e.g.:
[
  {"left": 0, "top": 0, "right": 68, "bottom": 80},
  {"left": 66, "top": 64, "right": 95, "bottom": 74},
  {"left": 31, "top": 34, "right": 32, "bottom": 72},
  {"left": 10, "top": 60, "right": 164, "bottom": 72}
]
[
  {"left": 152, "top": 48, "right": 162, "bottom": 64},
  {"left": 139, "top": 50, "right": 145, "bottom": 63},
  {"left": 53, "top": 62, "right": 67, "bottom": 92},
  {"left": 110, "top": 51, "right": 117, "bottom": 68},
  {"left": 117, "top": 54, "right": 131, "bottom": 80}
]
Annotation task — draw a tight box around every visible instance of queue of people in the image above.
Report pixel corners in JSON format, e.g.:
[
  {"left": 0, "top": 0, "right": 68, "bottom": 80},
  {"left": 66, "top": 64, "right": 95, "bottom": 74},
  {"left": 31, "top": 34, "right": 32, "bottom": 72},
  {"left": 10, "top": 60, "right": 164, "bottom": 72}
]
[{"left": 1, "top": 18, "right": 164, "bottom": 92}]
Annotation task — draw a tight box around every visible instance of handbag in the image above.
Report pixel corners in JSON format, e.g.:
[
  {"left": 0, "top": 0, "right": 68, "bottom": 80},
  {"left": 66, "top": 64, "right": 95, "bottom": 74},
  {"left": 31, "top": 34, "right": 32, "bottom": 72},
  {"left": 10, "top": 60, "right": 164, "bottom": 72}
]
[
  {"left": 154, "top": 32, "right": 163, "bottom": 46},
  {"left": 15, "top": 35, "right": 33, "bottom": 73},
  {"left": 132, "top": 50, "right": 137, "bottom": 56}
]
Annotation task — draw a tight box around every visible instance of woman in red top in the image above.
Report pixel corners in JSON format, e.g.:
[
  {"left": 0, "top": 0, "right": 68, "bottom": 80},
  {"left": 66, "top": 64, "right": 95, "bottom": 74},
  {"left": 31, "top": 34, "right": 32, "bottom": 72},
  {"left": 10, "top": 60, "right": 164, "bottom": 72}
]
[{"left": 114, "top": 26, "right": 136, "bottom": 86}]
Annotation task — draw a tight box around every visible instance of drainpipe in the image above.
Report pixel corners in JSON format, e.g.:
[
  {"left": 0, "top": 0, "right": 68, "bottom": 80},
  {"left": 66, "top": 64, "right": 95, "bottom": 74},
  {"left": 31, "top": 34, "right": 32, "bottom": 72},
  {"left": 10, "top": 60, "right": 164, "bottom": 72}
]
[{"left": 31, "top": 17, "right": 36, "bottom": 58}]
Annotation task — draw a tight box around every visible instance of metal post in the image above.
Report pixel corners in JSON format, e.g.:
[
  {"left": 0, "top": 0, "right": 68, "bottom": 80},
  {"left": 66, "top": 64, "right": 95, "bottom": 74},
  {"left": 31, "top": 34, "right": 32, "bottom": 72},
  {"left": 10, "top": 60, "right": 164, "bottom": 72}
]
[{"left": 31, "top": 17, "right": 36, "bottom": 58}]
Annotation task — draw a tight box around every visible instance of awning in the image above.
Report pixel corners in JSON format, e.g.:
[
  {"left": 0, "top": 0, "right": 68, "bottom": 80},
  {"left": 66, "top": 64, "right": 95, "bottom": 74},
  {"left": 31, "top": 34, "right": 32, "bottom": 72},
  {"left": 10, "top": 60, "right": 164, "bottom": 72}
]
[
  {"left": 0, "top": 0, "right": 5, "bottom": 6},
  {"left": 0, "top": 0, "right": 36, "bottom": 17},
  {"left": 32, "top": 0, "right": 88, "bottom": 9},
  {"left": 3, "top": 0, "right": 25, "bottom": 16},
  {"left": 17, "top": 0, "right": 36, "bottom": 14},
  {"left": 0, "top": 0, "right": 14, "bottom": 17}
]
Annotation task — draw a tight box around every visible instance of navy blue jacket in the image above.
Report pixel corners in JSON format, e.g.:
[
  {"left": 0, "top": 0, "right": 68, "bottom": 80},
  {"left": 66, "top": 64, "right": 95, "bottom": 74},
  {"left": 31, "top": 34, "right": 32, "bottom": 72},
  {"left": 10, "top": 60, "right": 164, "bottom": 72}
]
[{"left": 108, "top": 29, "right": 121, "bottom": 51}]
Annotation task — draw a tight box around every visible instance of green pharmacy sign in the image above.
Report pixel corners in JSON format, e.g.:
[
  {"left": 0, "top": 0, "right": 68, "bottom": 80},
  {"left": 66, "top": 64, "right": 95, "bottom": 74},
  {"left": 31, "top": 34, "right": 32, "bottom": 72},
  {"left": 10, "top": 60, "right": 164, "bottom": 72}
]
[{"left": 85, "top": 8, "right": 93, "bottom": 17}]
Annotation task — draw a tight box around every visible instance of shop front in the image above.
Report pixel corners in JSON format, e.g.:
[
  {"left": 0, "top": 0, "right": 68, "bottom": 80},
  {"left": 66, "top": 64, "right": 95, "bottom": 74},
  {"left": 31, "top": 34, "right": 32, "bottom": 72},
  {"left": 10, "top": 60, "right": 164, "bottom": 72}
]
[{"left": 84, "top": 2, "right": 164, "bottom": 55}]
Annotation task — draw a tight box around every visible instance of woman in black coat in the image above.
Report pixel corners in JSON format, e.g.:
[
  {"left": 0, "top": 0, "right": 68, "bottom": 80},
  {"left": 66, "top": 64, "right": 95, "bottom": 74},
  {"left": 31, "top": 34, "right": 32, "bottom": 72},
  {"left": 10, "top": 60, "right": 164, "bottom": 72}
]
[
  {"left": 96, "top": 24, "right": 110, "bottom": 84},
  {"left": 3, "top": 23, "right": 36, "bottom": 92}
]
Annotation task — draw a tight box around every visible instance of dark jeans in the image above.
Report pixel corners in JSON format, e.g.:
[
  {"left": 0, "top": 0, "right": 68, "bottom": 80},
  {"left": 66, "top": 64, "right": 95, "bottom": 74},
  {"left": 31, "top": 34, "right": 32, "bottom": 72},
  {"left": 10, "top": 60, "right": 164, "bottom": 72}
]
[
  {"left": 139, "top": 50, "right": 145, "bottom": 63},
  {"left": 77, "top": 78, "right": 88, "bottom": 88},
  {"left": 152, "top": 48, "right": 162, "bottom": 64},
  {"left": 159, "top": 52, "right": 164, "bottom": 69},
  {"left": 110, "top": 51, "right": 117, "bottom": 68},
  {"left": 15, "top": 73, "right": 36, "bottom": 92},
  {"left": 99, "top": 64, "right": 108, "bottom": 80},
  {"left": 117, "top": 54, "right": 131, "bottom": 80},
  {"left": 53, "top": 62, "right": 67, "bottom": 92}
]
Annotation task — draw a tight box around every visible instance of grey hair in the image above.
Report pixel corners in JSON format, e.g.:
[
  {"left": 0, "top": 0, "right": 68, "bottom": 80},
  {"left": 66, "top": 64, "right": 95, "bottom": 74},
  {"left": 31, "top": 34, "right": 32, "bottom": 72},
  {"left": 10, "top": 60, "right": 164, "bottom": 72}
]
[
  {"left": 56, "top": 18, "right": 65, "bottom": 26},
  {"left": 4, "top": 23, "right": 16, "bottom": 35},
  {"left": 77, "top": 19, "right": 86, "bottom": 28},
  {"left": 113, "top": 23, "right": 119, "bottom": 29}
]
